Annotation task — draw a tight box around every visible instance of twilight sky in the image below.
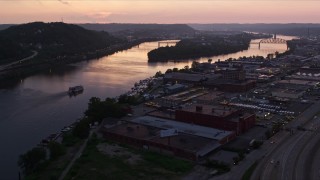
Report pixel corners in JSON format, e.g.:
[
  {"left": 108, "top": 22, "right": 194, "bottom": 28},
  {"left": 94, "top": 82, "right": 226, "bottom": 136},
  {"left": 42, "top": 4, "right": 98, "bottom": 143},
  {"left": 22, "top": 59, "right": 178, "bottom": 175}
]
[{"left": 0, "top": 0, "right": 319, "bottom": 24}]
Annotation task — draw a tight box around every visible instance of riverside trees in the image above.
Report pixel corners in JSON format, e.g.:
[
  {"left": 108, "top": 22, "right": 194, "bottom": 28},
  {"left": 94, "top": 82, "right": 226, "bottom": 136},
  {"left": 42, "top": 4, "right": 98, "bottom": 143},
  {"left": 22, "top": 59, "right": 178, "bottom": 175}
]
[
  {"left": 148, "top": 33, "right": 253, "bottom": 62},
  {"left": 18, "top": 147, "right": 46, "bottom": 175}
]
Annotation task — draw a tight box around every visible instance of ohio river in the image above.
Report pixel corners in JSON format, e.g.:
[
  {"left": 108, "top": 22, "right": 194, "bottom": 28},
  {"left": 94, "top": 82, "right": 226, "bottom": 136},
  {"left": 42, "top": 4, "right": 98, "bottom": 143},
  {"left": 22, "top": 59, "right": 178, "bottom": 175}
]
[{"left": 0, "top": 35, "right": 293, "bottom": 179}]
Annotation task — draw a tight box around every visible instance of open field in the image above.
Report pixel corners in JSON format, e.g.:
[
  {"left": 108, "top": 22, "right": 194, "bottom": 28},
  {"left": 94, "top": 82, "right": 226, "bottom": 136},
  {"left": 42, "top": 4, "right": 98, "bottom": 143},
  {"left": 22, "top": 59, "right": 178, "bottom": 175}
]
[{"left": 64, "top": 136, "right": 194, "bottom": 180}]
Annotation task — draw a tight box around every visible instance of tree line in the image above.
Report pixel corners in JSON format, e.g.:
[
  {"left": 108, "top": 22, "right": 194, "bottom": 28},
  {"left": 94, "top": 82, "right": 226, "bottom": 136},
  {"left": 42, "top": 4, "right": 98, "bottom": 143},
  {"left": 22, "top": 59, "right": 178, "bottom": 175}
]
[
  {"left": 148, "top": 33, "right": 253, "bottom": 62},
  {"left": 18, "top": 96, "right": 131, "bottom": 177}
]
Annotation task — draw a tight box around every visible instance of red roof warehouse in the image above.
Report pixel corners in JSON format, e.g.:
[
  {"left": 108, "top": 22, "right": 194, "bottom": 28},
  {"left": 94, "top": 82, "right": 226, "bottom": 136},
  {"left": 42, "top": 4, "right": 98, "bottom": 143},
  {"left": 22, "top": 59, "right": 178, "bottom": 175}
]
[{"left": 175, "top": 104, "right": 255, "bottom": 135}]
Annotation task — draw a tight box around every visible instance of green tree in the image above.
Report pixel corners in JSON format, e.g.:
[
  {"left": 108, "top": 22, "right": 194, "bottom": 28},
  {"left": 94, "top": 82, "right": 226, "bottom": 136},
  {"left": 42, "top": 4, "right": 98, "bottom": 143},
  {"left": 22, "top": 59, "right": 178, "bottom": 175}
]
[
  {"left": 165, "top": 69, "right": 172, "bottom": 73},
  {"left": 118, "top": 94, "right": 138, "bottom": 105},
  {"left": 62, "top": 132, "right": 80, "bottom": 147},
  {"left": 155, "top": 71, "right": 163, "bottom": 77},
  {"left": 18, "top": 147, "right": 46, "bottom": 175},
  {"left": 48, "top": 142, "right": 66, "bottom": 160},
  {"left": 118, "top": 94, "right": 128, "bottom": 104},
  {"left": 173, "top": 68, "right": 179, "bottom": 72},
  {"left": 73, "top": 118, "right": 90, "bottom": 139},
  {"left": 105, "top": 97, "right": 116, "bottom": 103},
  {"left": 191, "top": 61, "right": 199, "bottom": 70},
  {"left": 184, "top": 65, "right": 189, "bottom": 71},
  {"left": 85, "top": 96, "right": 128, "bottom": 123},
  {"left": 85, "top": 97, "right": 105, "bottom": 121}
]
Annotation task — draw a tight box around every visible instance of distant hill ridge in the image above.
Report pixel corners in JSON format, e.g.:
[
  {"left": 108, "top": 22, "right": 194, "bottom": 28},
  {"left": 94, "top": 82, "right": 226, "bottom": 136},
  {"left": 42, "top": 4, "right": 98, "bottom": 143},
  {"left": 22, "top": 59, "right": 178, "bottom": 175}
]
[
  {"left": 78, "top": 23, "right": 195, "bottom": 33},
  {"left": 0, "top": 22, "right": 119, "bottom": 49},
  {"left": 0, "top": 24, "right": 13, "bottom": 31},
  {"left": 189, "top": 23, "right": 320, "bottom": 36},
  {"left": 0, "top": 22, "right": 120, "bottom": 63}
]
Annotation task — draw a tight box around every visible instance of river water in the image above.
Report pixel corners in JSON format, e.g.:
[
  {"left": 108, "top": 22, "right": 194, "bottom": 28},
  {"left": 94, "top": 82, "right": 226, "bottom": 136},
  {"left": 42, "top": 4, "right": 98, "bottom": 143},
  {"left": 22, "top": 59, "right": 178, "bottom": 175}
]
[{"left": 0, "top": 35, "right": 293, "bottom": 179}]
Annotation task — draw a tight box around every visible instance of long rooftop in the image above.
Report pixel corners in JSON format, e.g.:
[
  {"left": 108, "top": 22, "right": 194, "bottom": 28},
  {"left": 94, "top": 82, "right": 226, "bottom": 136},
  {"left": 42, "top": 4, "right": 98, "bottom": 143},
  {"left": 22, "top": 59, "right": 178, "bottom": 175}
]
[
  {"left": 131, "top": 116, "right": 234, "bottom": 141},
  {"left": 179, "top": 104, "right": 238, "bottom": 118},
  {"left": 104, "top": 122, "right": 216, "bottom": 154}
]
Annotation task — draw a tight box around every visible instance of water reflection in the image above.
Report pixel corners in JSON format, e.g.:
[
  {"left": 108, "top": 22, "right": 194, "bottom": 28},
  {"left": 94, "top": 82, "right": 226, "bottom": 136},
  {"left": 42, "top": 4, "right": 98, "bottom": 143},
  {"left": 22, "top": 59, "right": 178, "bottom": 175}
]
[{"left": 0, "top": 35, "right": 294, "bottom": 179}]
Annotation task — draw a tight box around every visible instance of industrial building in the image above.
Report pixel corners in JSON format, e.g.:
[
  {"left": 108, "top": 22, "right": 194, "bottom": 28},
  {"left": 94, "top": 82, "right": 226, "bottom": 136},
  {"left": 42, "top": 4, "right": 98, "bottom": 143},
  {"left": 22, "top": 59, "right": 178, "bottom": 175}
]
[
  {"left": 163, "top": 83, "right": 186, "bottom": 94},
  {"left": 159, "top": 87, "right": 212, "bottom": 107},
  {"left": 164, "top": 72, "right": 221, "bottom": 84},
  {"left": 175, "top": 104, "right": 256, "bottom": 135},
  {"left": 205, "top": 79, "right": 256, "bottom": 93},
  {"left": 102, "top": 116, "right": 236, "bottom": 161}
]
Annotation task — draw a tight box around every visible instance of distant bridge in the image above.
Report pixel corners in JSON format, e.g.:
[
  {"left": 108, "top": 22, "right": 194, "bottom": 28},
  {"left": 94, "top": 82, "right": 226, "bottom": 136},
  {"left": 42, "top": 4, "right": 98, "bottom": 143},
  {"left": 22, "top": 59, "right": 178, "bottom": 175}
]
[
  {"left": 260, "top": 38, "right": 287, "bottom": 44},
  {"left": 158, "top": 41, "right": 178, "bottom": 47},
  {"left": 251, "top": 34, "right": 287, "bottom": 49}
]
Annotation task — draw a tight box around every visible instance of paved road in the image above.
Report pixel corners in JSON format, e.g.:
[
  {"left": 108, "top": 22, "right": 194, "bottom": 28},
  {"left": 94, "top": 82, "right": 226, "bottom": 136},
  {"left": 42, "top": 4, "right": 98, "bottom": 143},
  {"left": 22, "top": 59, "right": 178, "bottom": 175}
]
[
  {"left": 58, "top": 131, "right": 92, "bottom": 180},
  {"left": 58, "top": 124, "right": 103, "bottom": 180},
  {"left": 253, "top": 119, "right": 320, "bottom": 180},
  {"left": 309, "top": 134, "right": 320, "bottom": 180},
  {"left": 295, "top": 129, "right": 320, "bottom": 180},
  {"left": 251, "top": 101, "right": 320, "bottom": 180},
  {"left": 212, "top": 101, "right": 320, "bottom": 180},
  {"left": 212, "top": 131, "right": 290, "bottom": 180},
  {"left": 0, "top": 50, "right": 38, "bottom": 71}
]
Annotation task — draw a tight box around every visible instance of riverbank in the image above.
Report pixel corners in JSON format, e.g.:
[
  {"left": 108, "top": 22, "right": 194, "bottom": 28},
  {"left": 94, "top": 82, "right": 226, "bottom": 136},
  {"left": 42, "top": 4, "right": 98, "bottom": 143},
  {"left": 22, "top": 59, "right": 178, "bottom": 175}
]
[
  {"left": 0, "top": 37, "right": 293, "bottom": 179},
  {"left": 17, "top": 70, "right": 170, "bottom": 179},
  {"left": 147, "top": 33, "right": 263, "bottom": 62},
  {"left": 0, "top": 38, "right": 159, "bottom": 83}
]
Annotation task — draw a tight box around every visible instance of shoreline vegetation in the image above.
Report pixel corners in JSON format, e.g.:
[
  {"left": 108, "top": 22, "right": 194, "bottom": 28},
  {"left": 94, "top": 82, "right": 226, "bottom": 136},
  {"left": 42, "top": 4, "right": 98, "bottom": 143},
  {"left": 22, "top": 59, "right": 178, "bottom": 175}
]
[
  {"left": 17, "top": 96, "right": 133, "bottom": 179},
  {"left": 0, "top": 22, "right": 196, "bottom": 83},
  {"left": 0, "top": 22, "right": 163, "bottom": 82},
  {"left": 17, "top": 74, "right": 194, "bottom": 179},
  {"left": 17, "top": 42, "right": 298, "bottom": 178},
  {"left": 0, "top": 38, "right": 158, "bottom": 82},
  {"left": 13, "top": 22, "right": 296, "bottom": 179},
  {"left": 147, "top": 33, "right": 269, "bottom": 62}
]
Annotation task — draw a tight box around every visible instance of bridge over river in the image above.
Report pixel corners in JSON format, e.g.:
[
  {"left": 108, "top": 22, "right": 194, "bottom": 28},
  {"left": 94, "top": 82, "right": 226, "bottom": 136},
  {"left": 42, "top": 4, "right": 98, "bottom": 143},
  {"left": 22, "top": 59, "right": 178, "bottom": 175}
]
[{"left": 251, "top": 34, "right": 287, "bottom": 49}]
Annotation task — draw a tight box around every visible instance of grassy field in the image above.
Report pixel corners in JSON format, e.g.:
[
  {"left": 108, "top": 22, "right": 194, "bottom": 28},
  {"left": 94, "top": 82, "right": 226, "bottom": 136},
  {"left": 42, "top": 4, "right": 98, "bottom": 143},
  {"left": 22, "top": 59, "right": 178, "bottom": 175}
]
[
  {"left": 64, "top": 137, "right": 194, "bottom": 180},
  {"left": 25, "top": 158, "right": 69, "bottom": 180},
  {"left": 24, "top": 133, "right": 83, "bottom": 180},
  {"left": 25, "top": 141, "right": 83, "bottom": 180}
]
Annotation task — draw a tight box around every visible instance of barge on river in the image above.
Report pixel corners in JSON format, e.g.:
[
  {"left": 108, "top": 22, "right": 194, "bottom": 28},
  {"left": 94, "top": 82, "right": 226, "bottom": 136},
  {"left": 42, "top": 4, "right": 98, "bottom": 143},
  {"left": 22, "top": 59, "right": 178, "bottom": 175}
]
[{"left": 68, "top": 85, "right": 84, "bottom": 96}]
